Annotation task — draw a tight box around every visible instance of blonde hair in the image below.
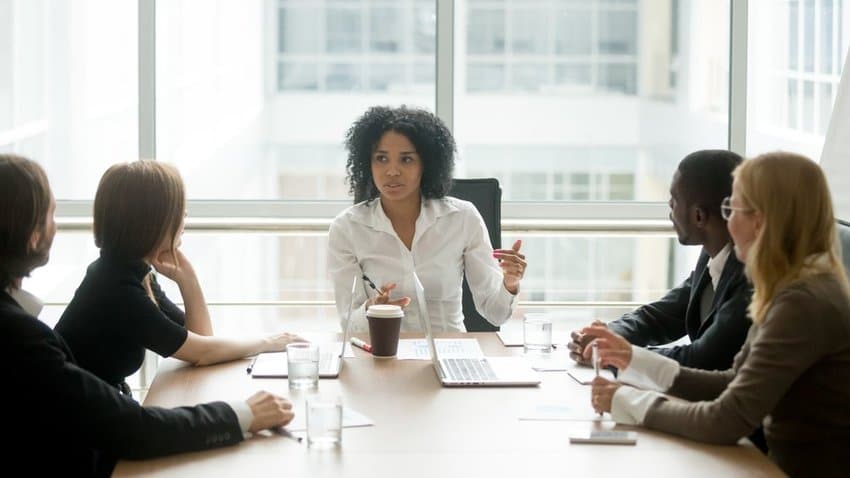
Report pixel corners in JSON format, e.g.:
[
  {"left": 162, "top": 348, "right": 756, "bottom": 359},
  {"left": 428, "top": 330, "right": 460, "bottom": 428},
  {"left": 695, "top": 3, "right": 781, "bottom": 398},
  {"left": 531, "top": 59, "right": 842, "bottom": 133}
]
[{"left": 734, "top": 151, "right": 850, "bottom": 324}]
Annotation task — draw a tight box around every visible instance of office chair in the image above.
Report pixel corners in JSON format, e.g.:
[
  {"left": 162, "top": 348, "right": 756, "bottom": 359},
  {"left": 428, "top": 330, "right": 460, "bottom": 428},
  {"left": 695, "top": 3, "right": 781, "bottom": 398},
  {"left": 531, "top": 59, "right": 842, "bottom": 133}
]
[{"left": 449, "top": 178, "right": 503, "bottom": 332}]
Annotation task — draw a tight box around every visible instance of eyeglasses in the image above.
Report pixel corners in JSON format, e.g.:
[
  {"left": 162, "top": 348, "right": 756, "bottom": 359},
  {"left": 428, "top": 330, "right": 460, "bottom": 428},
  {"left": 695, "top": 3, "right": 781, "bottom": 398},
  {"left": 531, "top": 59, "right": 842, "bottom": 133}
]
[{"left": 720, "top": 196, "right": 753, "bottom": 220}]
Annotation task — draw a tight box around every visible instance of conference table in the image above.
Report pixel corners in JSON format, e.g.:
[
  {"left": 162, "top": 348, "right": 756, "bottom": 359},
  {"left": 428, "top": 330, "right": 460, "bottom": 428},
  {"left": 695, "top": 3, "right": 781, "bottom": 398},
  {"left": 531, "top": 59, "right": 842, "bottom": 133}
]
[{"left": 113, "top": 333, "right": 783, "bottom": 477}]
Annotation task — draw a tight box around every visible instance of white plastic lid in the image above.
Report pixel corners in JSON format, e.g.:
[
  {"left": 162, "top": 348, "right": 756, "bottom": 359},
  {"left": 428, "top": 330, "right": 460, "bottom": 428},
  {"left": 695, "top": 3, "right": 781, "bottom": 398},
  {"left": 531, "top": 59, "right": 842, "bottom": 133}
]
[{"left": 366, "top": 304, "right": 404, "bottom": 318}]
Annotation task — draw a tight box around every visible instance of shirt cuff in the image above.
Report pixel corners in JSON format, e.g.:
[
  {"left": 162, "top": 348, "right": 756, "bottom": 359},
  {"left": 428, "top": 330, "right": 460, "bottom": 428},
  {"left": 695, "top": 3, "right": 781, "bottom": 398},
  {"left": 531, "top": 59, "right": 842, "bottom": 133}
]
[
  {"left": 610, "top": 386, "right": 664, "bottom": 426},
  {"left": 617, "top": 345, "right": 680, "bottom": 392},
  {"left": 227, "top": 400, "right": 254, "bottom": 437}
]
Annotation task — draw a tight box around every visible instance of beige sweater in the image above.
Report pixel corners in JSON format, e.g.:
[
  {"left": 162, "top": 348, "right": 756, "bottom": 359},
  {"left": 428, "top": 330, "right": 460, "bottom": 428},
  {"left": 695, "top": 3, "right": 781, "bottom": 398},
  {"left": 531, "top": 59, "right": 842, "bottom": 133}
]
[{"left": 643, "top": 273, "right": 850, "bottom": 478}]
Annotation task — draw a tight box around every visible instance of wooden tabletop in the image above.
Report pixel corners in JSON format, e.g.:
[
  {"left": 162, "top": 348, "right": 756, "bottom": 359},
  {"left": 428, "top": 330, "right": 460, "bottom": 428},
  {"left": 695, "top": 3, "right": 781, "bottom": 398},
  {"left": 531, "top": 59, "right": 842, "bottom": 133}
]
[{"left": 113, "top": 333, "right": 783, "bottom": 477}]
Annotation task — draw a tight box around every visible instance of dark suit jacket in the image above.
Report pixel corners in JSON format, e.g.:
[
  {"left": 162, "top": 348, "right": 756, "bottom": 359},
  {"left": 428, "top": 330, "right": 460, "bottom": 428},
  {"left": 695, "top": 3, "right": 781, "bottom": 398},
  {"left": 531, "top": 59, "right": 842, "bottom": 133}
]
[
  {"left": 0, "top": 291, "right": 243, "bottom": 477},
  {"left": 608, "top": 248, "right": 752, "bottom": 370}
]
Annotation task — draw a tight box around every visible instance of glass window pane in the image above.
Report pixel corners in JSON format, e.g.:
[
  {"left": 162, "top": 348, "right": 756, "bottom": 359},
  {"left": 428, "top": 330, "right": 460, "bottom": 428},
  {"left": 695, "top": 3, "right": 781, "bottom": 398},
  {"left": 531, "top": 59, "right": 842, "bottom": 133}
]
[
  {"left": 555, "top": 9, "right": 593, "bottom": 55},
  {"left": 467, "top": 8, "right": 505, "bottom": 54},
  {"left": 597, "top": 63, "right": 637, "bottom": 94},
  {"left": 414, "top": 2, "right": 436, "bottom": 53},
  {"left": 368, "top": 63, "right": 406, "bottom": 91},
  {"left": 370, "top": 7, "right": 402, "bottom": 53},
  {"left": 747, "top": 0, "right": 849, "bottom": 160},
  {"left": 278, "top": 61, "right": 319, "bottom": 90},
  {"left": 598, "top": 10, "right": 638, "bottom": 55},
  {"left": 278, "top": 7, "right": 320, "bottom": 54},
  {"left": 327, "top": 7, "right": 362, "bottom": 53},
  {"left": 820, "top": 0, "right": 834, "bottom": 74},
  {"left": 511, "top": 8, "right": 549, "bottom": 54},
  {"left": 458, "top": 0, "right": 729, "bottom": 204},
  {"left": 0, "top": 0, "right": 138, "bottom": 199},
  {"left": 467, "top": 63, "right": 505, "bottom": 91},
  {"left": 158, "top": 0, "right": 435, "bottom": 200},
  {"left": 511, "top": 63, "right": 548, "bottom": 92}
]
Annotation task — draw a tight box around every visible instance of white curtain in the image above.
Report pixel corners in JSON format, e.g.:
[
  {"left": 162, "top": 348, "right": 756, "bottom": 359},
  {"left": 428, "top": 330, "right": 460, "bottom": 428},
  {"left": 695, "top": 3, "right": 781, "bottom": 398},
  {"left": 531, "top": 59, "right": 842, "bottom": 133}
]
[{"left": 821, "top": 48, "right": 850, "bottom": 219}]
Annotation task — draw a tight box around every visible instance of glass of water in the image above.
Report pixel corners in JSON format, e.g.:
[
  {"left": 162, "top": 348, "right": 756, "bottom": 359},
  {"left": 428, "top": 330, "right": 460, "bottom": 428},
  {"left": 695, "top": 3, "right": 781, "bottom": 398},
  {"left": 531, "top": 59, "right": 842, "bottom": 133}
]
[
  {"left": 306, "top": 396, "right": 343, "bottom": 448},
  {"left": 523, "top": 315, "right": 553, "bottom": 355},
  {"left": 287, "top": 343, "right": 319, "bottom": 391}
]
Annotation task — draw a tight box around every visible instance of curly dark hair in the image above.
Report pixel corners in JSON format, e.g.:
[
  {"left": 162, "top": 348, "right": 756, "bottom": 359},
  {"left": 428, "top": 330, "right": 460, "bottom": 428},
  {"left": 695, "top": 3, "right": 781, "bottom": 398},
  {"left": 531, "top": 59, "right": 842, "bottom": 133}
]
[{"left": 344, "top": 105, "right": 455, "bottom": 203}]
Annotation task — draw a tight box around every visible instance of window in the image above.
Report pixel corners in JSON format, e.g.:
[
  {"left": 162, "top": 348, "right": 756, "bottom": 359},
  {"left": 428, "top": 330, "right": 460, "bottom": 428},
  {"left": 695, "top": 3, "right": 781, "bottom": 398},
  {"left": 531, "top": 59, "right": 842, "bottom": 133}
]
[
  {"left": 0, "top": 0, "right": 138, "bottom": 199},
  {"left": 747, "top": 0, "right": 849, "bottom": 158}
]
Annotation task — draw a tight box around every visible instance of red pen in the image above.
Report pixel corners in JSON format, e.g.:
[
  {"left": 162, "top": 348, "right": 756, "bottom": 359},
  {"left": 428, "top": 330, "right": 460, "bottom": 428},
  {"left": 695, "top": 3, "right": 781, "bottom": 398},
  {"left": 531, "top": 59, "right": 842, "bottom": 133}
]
[{"left": 350, "top": 337, "right": 373, "bottom": 353}]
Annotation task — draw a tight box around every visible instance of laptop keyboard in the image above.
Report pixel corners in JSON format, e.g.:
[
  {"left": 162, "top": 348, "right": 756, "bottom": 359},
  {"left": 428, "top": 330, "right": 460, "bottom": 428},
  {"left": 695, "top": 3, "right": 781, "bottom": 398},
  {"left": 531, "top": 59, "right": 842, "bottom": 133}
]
[
  {"left": 319, "top": 349, "right": 340, "bottom": 373},
  {"left": 443, "top": 358, "right": 498, "bottom": 382}
]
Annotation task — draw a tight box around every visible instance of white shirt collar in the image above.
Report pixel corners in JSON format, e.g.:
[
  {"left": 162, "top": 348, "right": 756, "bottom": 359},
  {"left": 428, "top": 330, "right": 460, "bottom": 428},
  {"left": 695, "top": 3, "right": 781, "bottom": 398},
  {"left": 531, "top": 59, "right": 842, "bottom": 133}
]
[
  {"left": 6, "top": 287, "right": 44, "bottom": 317},
  {"left": 707, "top": 243, "right": 732, "bottom": 291},
  {"left": 347, "top": 197, "right": 460, "bottom": 234}
]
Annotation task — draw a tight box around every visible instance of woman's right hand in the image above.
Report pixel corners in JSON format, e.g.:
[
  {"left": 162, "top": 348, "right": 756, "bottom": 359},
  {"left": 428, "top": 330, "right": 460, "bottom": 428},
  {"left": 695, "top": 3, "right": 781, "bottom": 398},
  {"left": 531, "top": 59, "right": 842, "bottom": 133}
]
[
  {"left": 579, "top": 325, "right": 633, "bottom": 370},
  {"left": 246, "top": 391, "right": 294, "bottom": 432},
  {"left": 151, "top": 248, "right": 197, "bottom": 286},
  {"left": 368, "top": 282, "right": 411, "bottom": 308}
]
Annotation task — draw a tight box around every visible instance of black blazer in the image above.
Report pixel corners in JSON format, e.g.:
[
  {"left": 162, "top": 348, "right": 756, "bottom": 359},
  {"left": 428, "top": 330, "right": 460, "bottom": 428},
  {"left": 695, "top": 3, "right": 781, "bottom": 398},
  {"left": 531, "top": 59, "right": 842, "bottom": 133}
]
[
  {"left": 608, "top": 249, "right": 752, "bottom": 370},
  {"left": 0, "top": 291, "right": 242, "bottom": 477}
]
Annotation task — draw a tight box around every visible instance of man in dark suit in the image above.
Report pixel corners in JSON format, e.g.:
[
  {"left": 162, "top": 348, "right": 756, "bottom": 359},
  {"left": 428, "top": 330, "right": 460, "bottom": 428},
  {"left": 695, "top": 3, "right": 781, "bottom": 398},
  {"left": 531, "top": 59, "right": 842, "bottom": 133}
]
[
  {"left": 569, "top": 150, "right": 751, "bottom": 371},
  {"left": 0, "top": 155, "right": 295, "bottom": 477}
]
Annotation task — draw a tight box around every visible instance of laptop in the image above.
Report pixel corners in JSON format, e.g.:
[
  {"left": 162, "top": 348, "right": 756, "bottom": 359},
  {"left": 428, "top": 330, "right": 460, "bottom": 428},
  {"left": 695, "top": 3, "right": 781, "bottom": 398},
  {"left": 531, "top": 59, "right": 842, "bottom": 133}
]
[
  {"left": 250, "top": 276, "right": 356, "bottom": 379},
  {"left": 413, "top": 273, "right": 540, "bottom": 387}
]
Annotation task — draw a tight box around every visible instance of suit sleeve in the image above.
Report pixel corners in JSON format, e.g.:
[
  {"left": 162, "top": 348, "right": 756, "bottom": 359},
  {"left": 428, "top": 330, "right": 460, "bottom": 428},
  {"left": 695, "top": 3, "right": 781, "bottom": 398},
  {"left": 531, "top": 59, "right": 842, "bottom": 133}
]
[
  {"left": 643, "top": 287, "right": 830, "bottom": 444},
  {"left": 607, "top": 274, "right": 692, "bottom": 347},
  {"left": 13, "top": 320, "right": 242, "bottom": 459},
  {"left": 649, "top": 278, "right": 752, "bottom": 369}
]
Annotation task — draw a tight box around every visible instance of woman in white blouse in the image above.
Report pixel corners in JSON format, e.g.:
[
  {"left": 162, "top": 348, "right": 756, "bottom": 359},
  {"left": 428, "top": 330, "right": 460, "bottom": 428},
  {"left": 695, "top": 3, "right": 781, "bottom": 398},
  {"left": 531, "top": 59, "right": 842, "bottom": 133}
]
[
  {"left": 582, "top": 152, "right": 850, "bottom": 478},
  {"left": 328, "top": 106, "right": 527, "bottom": 332}
]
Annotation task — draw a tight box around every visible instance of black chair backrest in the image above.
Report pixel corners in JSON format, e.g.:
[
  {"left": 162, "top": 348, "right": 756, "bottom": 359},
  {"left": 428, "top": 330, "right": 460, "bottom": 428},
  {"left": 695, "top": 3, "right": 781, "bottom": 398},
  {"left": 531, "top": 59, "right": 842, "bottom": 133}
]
[
  {"left": 449, "top": 178, "right": 502, "bottom": 332},
  {"left": 836, "top": 219, "right": 850, "bottom": 276}
]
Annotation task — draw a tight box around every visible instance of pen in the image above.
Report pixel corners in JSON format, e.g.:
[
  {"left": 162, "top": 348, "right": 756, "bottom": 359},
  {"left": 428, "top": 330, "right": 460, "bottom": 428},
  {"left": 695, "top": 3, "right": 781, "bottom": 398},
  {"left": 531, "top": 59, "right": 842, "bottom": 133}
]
[
  {"left": 362, "top": 274, "right": 379, "bottom": 293},
  {"left": 274, "top": 427, "right": 303, "bottom": 443},
  {"left": 350, "top": 337, "right": 373, "bottom": 353},
  {"left": 246, "top": 355, "right": 258, "bottom": 374},
  {"left": 592, "top": 341, "right": 602, "bottom": 417}
]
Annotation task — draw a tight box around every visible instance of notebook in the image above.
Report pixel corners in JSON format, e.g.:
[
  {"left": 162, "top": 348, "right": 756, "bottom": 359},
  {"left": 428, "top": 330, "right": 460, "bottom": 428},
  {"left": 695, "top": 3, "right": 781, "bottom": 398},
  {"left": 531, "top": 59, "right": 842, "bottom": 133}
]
[
  {"left": 413, "top": 272, "right": 540, "bottom": 387},
  {"left": 250, "top": 276, "right": 356, "bottom": 379}
]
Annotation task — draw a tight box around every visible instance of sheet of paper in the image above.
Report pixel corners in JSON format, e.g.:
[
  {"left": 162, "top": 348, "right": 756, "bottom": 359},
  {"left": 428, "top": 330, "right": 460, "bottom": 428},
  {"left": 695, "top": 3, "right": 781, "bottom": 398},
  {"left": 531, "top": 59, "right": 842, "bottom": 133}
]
[
  {"left": 286, "top": 406, "right": 374, "bottom": 432},
  {"left": 395, "top": 338, "right": 484, "bottom": 360},
  {"left": 519, "top": 403, "right": 613, "bottom": 422},
  {"left": 566, "top": 362, "right": 615, "bottom": 385}
]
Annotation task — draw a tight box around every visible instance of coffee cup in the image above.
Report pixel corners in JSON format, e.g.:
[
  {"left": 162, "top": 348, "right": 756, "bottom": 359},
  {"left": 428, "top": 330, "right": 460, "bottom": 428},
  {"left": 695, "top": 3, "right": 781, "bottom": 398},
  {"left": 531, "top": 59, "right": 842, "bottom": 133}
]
[{"left": 366, "top": 304, "right": 403, "bottom": 357}]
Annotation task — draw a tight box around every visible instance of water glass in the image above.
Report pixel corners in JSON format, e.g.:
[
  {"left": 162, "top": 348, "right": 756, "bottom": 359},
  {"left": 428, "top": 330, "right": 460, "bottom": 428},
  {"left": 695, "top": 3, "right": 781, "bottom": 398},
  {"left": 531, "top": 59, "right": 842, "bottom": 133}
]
[
  {"left": 523, "top": 315, "right": 553, "bottom": 355},
  {"left": 306, "top": 396, "right": 343, "bottom": 448},
  {"left": 287, "top": 343, "right": 319, "bottom": 390}
]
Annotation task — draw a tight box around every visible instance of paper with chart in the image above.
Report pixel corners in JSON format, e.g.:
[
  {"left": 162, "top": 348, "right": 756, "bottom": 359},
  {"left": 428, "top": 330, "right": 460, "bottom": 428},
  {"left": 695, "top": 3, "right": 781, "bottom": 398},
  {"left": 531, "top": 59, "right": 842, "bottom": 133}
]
[
  {"left": 286, "top": 405, "right": 374, "bottom": 432},
  {"left": 396, "top": 338, "right": 484, "bottom": 360}
]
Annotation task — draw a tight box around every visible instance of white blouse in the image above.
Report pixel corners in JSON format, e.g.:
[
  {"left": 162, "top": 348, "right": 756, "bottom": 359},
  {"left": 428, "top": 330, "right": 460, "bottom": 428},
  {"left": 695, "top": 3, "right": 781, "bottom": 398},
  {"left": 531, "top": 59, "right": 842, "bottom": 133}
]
[{"left": 327, "top": 196, "right": 517, "bottom": 333}]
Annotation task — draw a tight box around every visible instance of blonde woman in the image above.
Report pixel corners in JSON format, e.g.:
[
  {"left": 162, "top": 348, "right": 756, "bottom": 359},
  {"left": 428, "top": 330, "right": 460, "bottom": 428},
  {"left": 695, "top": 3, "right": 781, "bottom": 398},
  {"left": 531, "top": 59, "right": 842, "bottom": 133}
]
[
  {"left": 583, "top": 152, "right": 850, "bottom": 477},
  {"left": 55, "top": 161, "right": 303, "bottom": 394}
]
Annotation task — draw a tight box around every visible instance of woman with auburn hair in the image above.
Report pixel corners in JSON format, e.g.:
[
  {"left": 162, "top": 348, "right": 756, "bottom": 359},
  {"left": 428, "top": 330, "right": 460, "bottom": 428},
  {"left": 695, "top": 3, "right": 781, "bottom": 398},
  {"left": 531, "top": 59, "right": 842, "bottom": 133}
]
[
  {"left": 1, "top": 155, "right": 294, "bottom": 476},
  {"left": 55, "top": 161, "right": 303, "bottom": 394},
  {"left": 582, "top": 152, "right": 850, "bottom": 477}
]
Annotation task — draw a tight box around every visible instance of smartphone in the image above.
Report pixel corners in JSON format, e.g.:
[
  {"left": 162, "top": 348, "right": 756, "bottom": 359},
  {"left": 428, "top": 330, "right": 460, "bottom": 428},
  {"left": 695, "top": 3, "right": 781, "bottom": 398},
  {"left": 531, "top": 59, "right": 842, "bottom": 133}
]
[{"left": 569, "top": 430, "right": 637, "bottom": 445}]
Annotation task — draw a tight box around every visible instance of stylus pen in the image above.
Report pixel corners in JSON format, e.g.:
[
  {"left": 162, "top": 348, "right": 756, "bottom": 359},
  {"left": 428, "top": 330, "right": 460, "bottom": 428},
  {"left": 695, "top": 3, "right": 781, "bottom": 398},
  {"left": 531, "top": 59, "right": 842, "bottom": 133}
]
[
  {"left": 274, "top": 427, "right": 303, "bottom": 443},
  {"left": 246, "top": 355, "right": 259, "bottom": 375},
  {"left": 362, "top": 274, "right": 379, "bottom": 294},
  {"left": 592, "top": 341, "right": 603, "bottom": 417}
]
